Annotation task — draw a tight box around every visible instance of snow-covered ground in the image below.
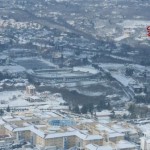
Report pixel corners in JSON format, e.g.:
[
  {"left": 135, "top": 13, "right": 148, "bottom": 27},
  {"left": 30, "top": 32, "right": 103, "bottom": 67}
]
[
  {"left": 112, "top": 73, "right": 136, "bottom": 87},
  {"left": 0, "top": 90, "right": 66, "bottom": 109},
  {"left": 99, "top": 63, "right": 125, "bottom": 70},
  {"left": 114, "top": 34, "right": 129, "bottom": 42},
  {"left": 0, "top": 91, "right": 28, "bottom": 107},
  {"left": 117, "top": 20, "right": 150, "bottom": 29},
  {"left": 99, "top": 63, "right": 149, "bottom": 87},
  {"left": 0, "top": 65, "right": 26, "bottom": 73},
  {"left": 70, "top": 88, "right": 103, "bottom": 96},
  {"left": 138, "top": 123, "right": 150, "bottom": 133},
  {"left": 73, "top": 66, "right": 99, "bottom": 74},
  {"left": 109, "top": 54, "right": 133, "bottom": 62}
]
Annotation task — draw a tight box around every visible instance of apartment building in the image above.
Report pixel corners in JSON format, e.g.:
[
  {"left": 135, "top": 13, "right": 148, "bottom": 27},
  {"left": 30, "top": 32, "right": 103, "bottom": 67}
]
[{"left": 0, "top": 111, "right": 138, "bottom": 150}]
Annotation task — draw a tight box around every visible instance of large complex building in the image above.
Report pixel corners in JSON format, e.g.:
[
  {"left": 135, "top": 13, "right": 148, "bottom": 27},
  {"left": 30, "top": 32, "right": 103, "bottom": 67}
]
[
  {"left": 29, "top": 66, "right": 101, "bottom": 84},
  {"left": 0, "top": 110, "right": 138, "bottom": 150}
]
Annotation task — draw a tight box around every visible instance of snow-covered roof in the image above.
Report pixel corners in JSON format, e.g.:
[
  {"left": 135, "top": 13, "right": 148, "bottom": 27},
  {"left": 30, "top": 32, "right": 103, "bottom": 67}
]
[
  {"left": 73, "top": 66, "right": 99, "bottom": 74},
  {"left": 86, "top": 144, "right": 113, "bottom": 150},
  {"left": 96, "top": 110, "right": 112, "bottom": 116},
  {"left": 27, "top": 85, "right": 35, "bottom": 89},
  {"left": 116, "top": 140, "right": 136, "bottom": 149},
  {"left": 29, "top": 96, "right": 40, "bottom": 100},
  {"left": 111, "top": 124, "right": 130, "bottom": 133},
  {"left": 4, "top": 117, "right": 22, "bottom": 122},
  {"left": 0, "top": 119, "right": 5, "bottom": 125},
  {"left": 96, "top": 124, "right": 114, "bottom": 133},
  {"left": 4, "top": 124, "right": 14, "bottom": 131},
  {"left": 19, "top": 124, "right": 103, "bottom": 140},
  {"left": 114, "top": 110, "right": 130, "bottom": 116},
  {"left": 109, "top": 132, "right": 124, "bottom": 138}
]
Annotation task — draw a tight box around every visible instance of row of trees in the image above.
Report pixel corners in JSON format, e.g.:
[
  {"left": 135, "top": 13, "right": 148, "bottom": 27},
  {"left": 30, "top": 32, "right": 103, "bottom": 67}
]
[
  {"left": 135, "top": 94, "right": 150, "bottom": 104},
  {"left": 0, "top": 106, "right": 10, "bottom": 116},
  {"left": 0, "top": 72, "right": 13, "bottom": 81},
  {"left": 72, "top": 101, "right": 111, "bottom": 114},
  {"left": 128, "top": 103, "right": 150, "bottom": 118}
]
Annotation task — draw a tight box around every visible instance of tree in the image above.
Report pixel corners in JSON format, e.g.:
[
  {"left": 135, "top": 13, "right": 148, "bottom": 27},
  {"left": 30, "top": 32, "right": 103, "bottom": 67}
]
[
  {"left": 6, "top": 105, "right": 10, "bottom": 112},
  {"left": 0, "top": 109, "right": 4, "bottom": 116},
  {"left": 123, "top": 114, "right": 128, "bottom": 119},
  {"left": 82, "top": 57, "right": 89, "bottom": 65},
  {"left": 107, "top": 102, "right": 111, "bottom": 110},
  {"left": 69, "top": 106, "right": 72, "bottom": 111},
  {"left": 135, "top": 95, "right": 146, "bottom": 103},
  {"left": 128, "top": 104, "right": 135, "bottom": 113},
  {"left": 126, "top": 68, "right": 134, "bottom": 76},
  {"left": 72, "top": 105, "right": 80, "bottom": 114},
  {"left": 110, "top": 110, "right": 115, "bottom": 119},
  {"left": 130, "top": 112, "right": 136, "bottom": 119},
  {"left": 81, "top": 105, "right": 88, "bottom": 114},
  {"left": 97, "top": 100, "right": 107, "bottom": 111},
  {"left": 87, "top": 103, "right": 94, "bottom": 115}
]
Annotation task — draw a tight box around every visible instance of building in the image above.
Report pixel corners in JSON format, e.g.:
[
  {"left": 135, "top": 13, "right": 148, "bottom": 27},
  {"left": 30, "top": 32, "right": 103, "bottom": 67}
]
[
  {"left": 141, "top": 132, "right": 150, "bottom": 150},
  {"left": 0, "top": 110, "right": 139, "bottom": 150},
  {"left": 86, "top": 140, "right": 137, "bottom": 150},
  {"left": 26, "top": 85, "right": 36, "bottom": 95},
  {"left": 30, "top": 67, "right": 100, "bottom": 84}
]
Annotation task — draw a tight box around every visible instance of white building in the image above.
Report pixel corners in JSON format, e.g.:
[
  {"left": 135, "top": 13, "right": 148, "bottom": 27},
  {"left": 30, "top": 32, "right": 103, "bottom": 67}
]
[
  {"left": 141, "top": 132, "right": 150, "bottom": 150},
  {"left": 26, "top": 85, "right": 36, "bottom": 95}
]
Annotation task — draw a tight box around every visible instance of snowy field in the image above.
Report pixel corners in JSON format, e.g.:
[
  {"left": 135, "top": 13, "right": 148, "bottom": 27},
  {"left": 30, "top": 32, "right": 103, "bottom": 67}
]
[
  {"left": 0, "top": 90, "right": 28, "bottom": 107},
  {"left": 0, "top": 90, "right": 66, "bottom": 109}
]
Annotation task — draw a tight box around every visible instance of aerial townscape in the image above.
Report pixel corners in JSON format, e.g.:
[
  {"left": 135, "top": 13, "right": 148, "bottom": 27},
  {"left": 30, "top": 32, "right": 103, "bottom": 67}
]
[{"left": 0, "top": 0, "right": 150, "bottom": 149}]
